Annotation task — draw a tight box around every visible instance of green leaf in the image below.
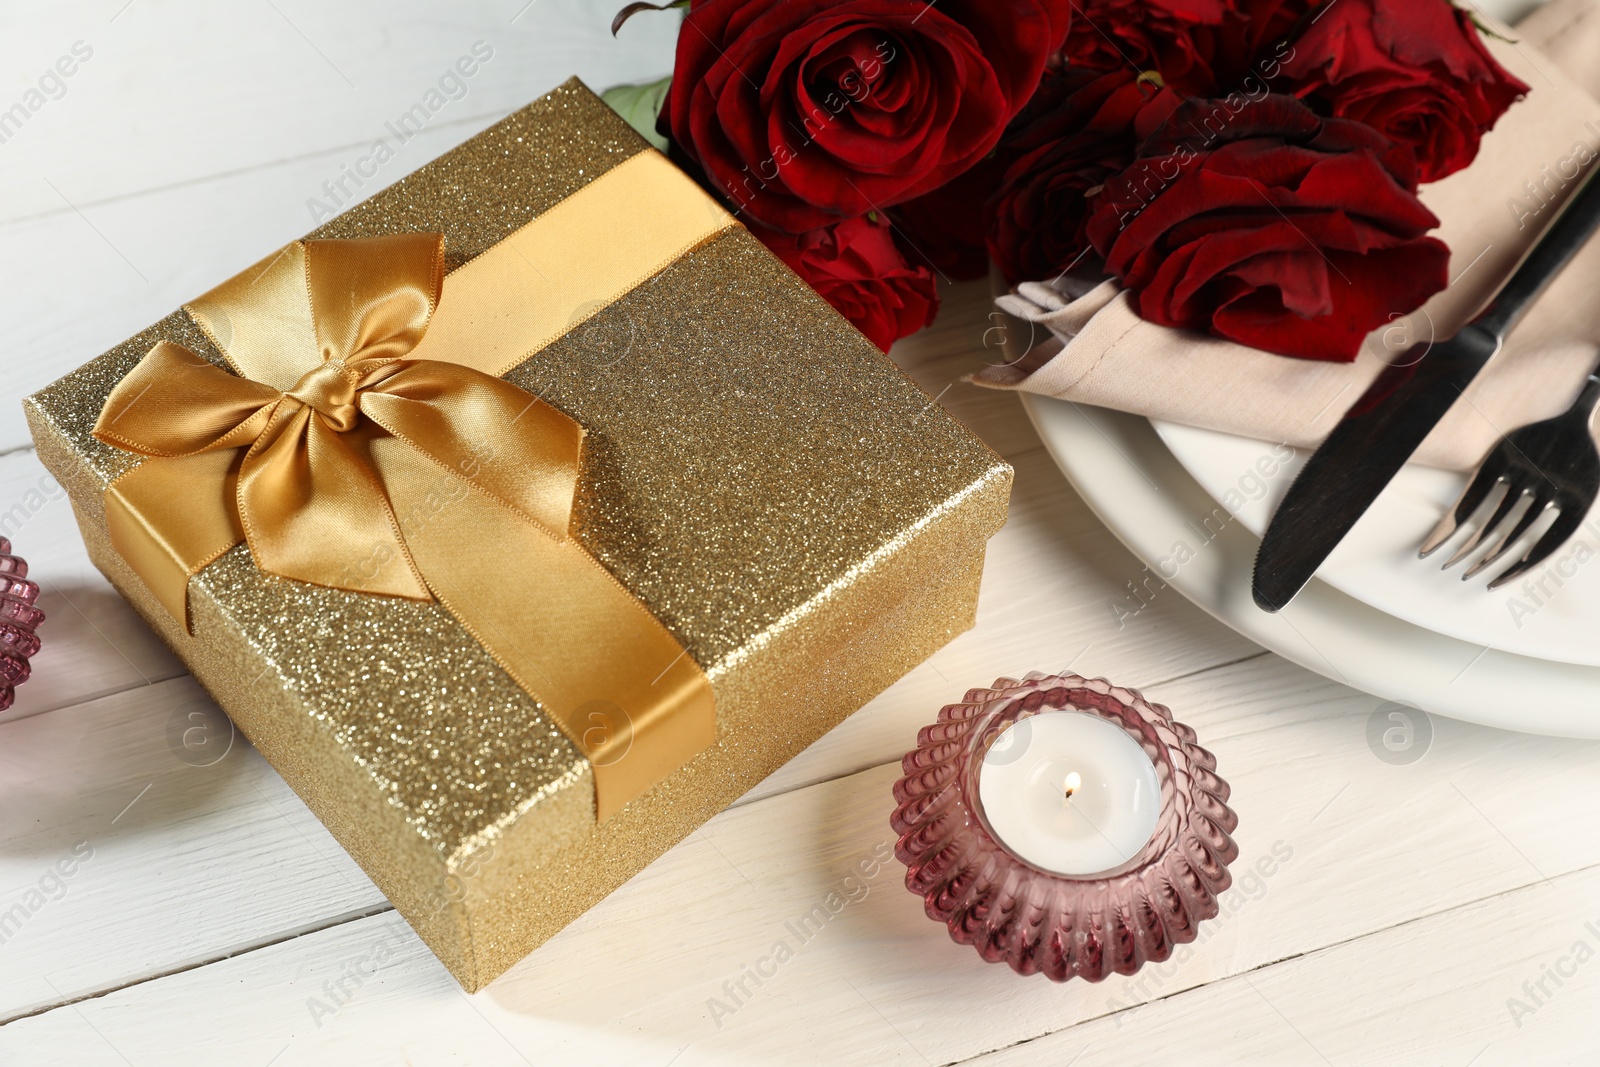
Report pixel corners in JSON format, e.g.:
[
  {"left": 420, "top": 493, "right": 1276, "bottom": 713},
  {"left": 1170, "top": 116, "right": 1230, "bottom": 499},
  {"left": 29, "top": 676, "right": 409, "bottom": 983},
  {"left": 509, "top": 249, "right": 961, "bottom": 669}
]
[{"left": 600, "top": 77, "right": 673, "bottom": 152}]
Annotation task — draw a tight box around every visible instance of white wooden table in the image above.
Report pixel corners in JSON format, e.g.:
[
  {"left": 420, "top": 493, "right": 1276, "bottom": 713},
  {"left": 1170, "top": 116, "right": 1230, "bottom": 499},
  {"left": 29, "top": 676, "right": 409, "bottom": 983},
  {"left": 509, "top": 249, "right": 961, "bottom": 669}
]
[{"left": 2, "top": 2, "right": 1592, "bottom": 1064}]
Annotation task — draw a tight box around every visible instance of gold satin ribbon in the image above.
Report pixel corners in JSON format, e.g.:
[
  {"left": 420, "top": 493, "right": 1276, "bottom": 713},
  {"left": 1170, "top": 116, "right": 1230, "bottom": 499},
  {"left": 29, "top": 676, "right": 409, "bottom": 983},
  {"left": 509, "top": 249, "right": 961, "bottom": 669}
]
[{"left": 92, "top": 151, "right": 732, "bottom": 820}]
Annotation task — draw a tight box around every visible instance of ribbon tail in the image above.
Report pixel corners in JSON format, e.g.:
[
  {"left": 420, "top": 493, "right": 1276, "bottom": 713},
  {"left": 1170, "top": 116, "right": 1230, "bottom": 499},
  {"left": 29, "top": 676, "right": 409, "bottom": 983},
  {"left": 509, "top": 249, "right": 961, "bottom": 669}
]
[
  {"left": 372, "top": 435, "right": 715, "bottom": 820},
  {"left": 105, "top": 451, "right": 246, "bottom": 631}
]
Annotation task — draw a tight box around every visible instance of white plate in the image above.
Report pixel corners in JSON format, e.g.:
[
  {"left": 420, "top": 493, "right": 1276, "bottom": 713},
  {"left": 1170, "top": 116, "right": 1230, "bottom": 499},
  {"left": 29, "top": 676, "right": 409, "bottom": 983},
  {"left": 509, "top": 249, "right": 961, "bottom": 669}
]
[
  {"left": 1150, "top": 419, "right": 1600, "bottom": 666},
  {"left": 1022, "top": 393, "right": 1600, "bottom": 737}
]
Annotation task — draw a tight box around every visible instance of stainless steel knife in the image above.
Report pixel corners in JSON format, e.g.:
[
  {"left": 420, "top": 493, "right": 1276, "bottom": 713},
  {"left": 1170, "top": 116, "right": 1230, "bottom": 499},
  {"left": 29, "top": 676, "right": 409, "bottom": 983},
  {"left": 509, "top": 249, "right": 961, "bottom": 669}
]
[{"left": 1253, "top": 162, "right": 1600, "bottom": 613}]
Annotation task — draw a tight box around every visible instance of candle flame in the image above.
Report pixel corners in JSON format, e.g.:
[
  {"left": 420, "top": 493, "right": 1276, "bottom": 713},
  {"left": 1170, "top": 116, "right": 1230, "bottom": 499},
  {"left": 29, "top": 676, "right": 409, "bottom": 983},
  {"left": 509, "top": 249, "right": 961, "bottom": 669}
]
[{"left": 1064, "top": 771, "right": 1081, "bottom": 799}]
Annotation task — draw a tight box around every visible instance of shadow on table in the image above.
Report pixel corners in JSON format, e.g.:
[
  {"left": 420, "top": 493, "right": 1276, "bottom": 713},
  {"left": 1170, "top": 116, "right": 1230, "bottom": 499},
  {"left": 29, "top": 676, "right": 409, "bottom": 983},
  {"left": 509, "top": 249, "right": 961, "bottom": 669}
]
[
  {"left": 474, "top": 762, "right": 1050, "bottom": 1064},
  {"left": 4, "top": 575, "right": 185, "bottom": 726},
  {"left": 0, "top": 655, "right": 245, "bottom": 859}
]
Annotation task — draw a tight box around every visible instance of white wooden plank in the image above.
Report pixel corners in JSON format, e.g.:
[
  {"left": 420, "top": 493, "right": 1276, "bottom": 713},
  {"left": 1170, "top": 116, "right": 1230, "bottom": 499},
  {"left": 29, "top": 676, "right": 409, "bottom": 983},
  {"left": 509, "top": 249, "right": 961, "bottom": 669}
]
[
  {"left": 965, "top": 873, "right": 1600, "bottom": 1067},
  {"left": 0, "top": 910, "right": 636, "bottom": 1067},
  {"left": 6, "top": 654, "right": 1599, "bottom": 1064},
  {"left": 0, "top": 0, "right": 679, "bottom": 224},
  {"left": 0, "top": 675, "right": 384, "bottom": 1023},
  {"left": 0, "top": 449, "right": 184, "bottom": 723}
]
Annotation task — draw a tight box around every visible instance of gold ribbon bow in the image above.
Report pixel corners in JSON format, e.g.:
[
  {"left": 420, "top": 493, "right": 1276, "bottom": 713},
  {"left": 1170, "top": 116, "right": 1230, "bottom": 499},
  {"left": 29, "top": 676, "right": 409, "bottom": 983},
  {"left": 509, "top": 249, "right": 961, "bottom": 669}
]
[{"left": 92, "top": 215, "right": 718, "bottom": 820}]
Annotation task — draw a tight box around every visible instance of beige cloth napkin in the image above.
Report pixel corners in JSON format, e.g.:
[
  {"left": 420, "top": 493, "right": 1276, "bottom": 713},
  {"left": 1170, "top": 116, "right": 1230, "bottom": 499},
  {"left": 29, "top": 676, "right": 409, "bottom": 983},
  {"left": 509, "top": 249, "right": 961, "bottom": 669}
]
[{"left": 976, "top": 1, "right": 1600, "bottom": 471}]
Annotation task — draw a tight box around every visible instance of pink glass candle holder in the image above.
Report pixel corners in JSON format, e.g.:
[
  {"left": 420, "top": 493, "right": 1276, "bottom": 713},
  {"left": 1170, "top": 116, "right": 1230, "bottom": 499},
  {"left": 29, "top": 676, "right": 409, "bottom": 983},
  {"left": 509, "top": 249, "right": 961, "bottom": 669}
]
[
  {"left": 0, "top": 537, "right": 42, "bottom": 713},
  {"left": 891, "top": 671, "right": 1237, "bottom": 982}
]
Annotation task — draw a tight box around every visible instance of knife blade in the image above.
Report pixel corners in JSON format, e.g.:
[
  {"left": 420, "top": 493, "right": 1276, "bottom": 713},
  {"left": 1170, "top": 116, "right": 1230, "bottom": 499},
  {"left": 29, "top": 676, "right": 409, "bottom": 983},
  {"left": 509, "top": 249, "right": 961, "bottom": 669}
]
[{"left": 1253, "top": 161, "right": 1600, "bottom": 613}]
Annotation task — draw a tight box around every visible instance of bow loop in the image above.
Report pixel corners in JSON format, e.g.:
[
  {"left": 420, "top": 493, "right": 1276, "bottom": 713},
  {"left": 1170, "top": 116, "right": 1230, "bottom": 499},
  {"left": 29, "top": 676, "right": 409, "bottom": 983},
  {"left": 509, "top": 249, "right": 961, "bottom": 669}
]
[
  {"left": 185, "top": 234, "right": 443, "bottom": 391},
  {"left": 94, "top": 341, "right": 282, "bottom": 458},
  {"left": 91, "top": 234, "right": 551, "bottom": 607},
  {"left": 305, "top": 234, "right": 443, "bottom": 367}
]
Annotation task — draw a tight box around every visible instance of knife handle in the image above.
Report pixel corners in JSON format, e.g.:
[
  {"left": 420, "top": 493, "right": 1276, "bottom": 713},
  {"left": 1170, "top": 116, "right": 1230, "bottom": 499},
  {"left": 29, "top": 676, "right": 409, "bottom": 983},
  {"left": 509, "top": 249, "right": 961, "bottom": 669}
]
[{"left": 1476, "top": 161, "right": 1600, "bottom": 342}]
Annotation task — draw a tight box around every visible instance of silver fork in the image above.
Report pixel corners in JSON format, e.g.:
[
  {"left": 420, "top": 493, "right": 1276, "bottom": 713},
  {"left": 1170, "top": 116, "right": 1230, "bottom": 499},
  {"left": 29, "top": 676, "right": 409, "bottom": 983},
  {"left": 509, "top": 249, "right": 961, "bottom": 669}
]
[{"left": 1419, "top": 367, "right": 1600, "bottom": 589}]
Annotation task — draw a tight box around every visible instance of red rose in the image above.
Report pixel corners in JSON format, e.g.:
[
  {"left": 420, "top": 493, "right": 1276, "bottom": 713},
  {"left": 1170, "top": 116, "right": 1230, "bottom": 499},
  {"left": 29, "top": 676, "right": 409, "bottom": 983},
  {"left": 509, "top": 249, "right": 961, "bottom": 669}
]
[
  {"left": 987, "top": 68, "right": 1181, "bottom": 284},
  {"left": 1062, "top": 0, "right": 1228, "bottom": 94},
  {"left": 1278, "top": 0, "right": 1529, "bottom": 183},
  {"left": 886, "top": 153, "right": 1005, "bottom": 282},
  {"left": 666, "top": 0, "right": 1073, "bottom": 233},
  {"left": 1085, "top": 95, "right": 1450, "bottom": 361},
  {"left": 1062, "top": 0, "right": 1313, "bottom": 95},
  {"left": 753, "top": 214, "right": 939, "bottom": 351}
]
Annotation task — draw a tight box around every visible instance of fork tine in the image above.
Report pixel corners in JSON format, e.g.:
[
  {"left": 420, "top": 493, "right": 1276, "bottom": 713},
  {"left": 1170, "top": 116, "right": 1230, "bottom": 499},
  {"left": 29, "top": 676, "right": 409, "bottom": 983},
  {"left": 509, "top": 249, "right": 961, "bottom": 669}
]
[
  {"left": 1443, "top": 481, "right": 1523, "bottom": 570},
  {"left": 1420, "top": 467, "right": 1506, "bottom": 558},
  {"left": 1463, "top": 490, "right": 1554, "bottom": 579},
  {"left": 1486, "top": 506, "right": 1585, "bottom": 590}
]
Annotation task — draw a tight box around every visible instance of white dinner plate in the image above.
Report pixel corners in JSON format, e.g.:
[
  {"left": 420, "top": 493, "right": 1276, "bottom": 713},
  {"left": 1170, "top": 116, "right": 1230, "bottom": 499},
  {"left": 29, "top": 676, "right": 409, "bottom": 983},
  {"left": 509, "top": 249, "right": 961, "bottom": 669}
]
[
  {"left": 1021, "top": 393, "right": 1600, "bottom": 738},
  {"left": 1150, "top": 420, "right": 1600, "bottom": 666}
]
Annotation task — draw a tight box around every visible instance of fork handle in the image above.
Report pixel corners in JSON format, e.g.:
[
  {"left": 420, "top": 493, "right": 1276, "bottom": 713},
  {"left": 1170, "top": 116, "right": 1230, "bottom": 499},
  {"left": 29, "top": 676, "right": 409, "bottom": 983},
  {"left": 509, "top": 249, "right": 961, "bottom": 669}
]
[
  {"left": 1576, "top": 370, "right": 1600, "bottom": 418},
  {"left": 1477, "top": 162, "right": 1600, "bottom": 342}
]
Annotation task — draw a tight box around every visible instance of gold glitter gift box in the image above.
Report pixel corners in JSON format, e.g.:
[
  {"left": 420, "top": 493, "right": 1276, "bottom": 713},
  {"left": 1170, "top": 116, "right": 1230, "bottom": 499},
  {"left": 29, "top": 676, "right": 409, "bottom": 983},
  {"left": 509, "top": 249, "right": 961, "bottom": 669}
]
[{"left": 24, "top": 79, "right": 1011, "bottom": 991}]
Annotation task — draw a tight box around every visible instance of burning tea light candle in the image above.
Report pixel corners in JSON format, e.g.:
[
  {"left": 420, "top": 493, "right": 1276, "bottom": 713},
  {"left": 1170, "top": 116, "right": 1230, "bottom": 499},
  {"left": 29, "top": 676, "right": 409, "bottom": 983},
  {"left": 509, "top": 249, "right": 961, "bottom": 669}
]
[
  {"left": 892, "top": 672, "right": 1238, "bottom": 982},
  {"left": 978, "top": 711, "right": 1161, "bottom": 875}
]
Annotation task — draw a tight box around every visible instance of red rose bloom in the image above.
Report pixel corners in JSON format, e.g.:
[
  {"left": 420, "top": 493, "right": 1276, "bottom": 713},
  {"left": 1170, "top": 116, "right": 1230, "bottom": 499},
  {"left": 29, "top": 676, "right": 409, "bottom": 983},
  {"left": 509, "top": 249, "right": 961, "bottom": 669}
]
[
  {"left": 1278, "top": 0, "right": 1529, "bottom": 183},
  {"left": 1086, "top": 95, "right": 1450, "bottom": 361},
  {"left": 666, "top": 0, "right": 1073, "bottom": 233},
  {"left": 987, "top": 68, "right": 1181, "bottom": 284},
  {"left": 887, "top": 154, "right": 1005, "bottom": 282},
  {"left": 753, "top": 214, "right": 939, "bottom": 351},
  {"left": 1062, "top": 0, "right": 1229, "bottom": 94},
  {"left": 1062, "top": 0, "right": 1314, "bottom": 95}
]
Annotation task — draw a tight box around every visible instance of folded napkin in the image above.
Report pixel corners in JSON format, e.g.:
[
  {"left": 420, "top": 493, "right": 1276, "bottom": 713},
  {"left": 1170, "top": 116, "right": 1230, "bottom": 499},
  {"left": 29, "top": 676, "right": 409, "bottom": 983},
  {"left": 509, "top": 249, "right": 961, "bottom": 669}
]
[{"left": 976, "top": 0, "right": 1600, "bottom": 472}]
